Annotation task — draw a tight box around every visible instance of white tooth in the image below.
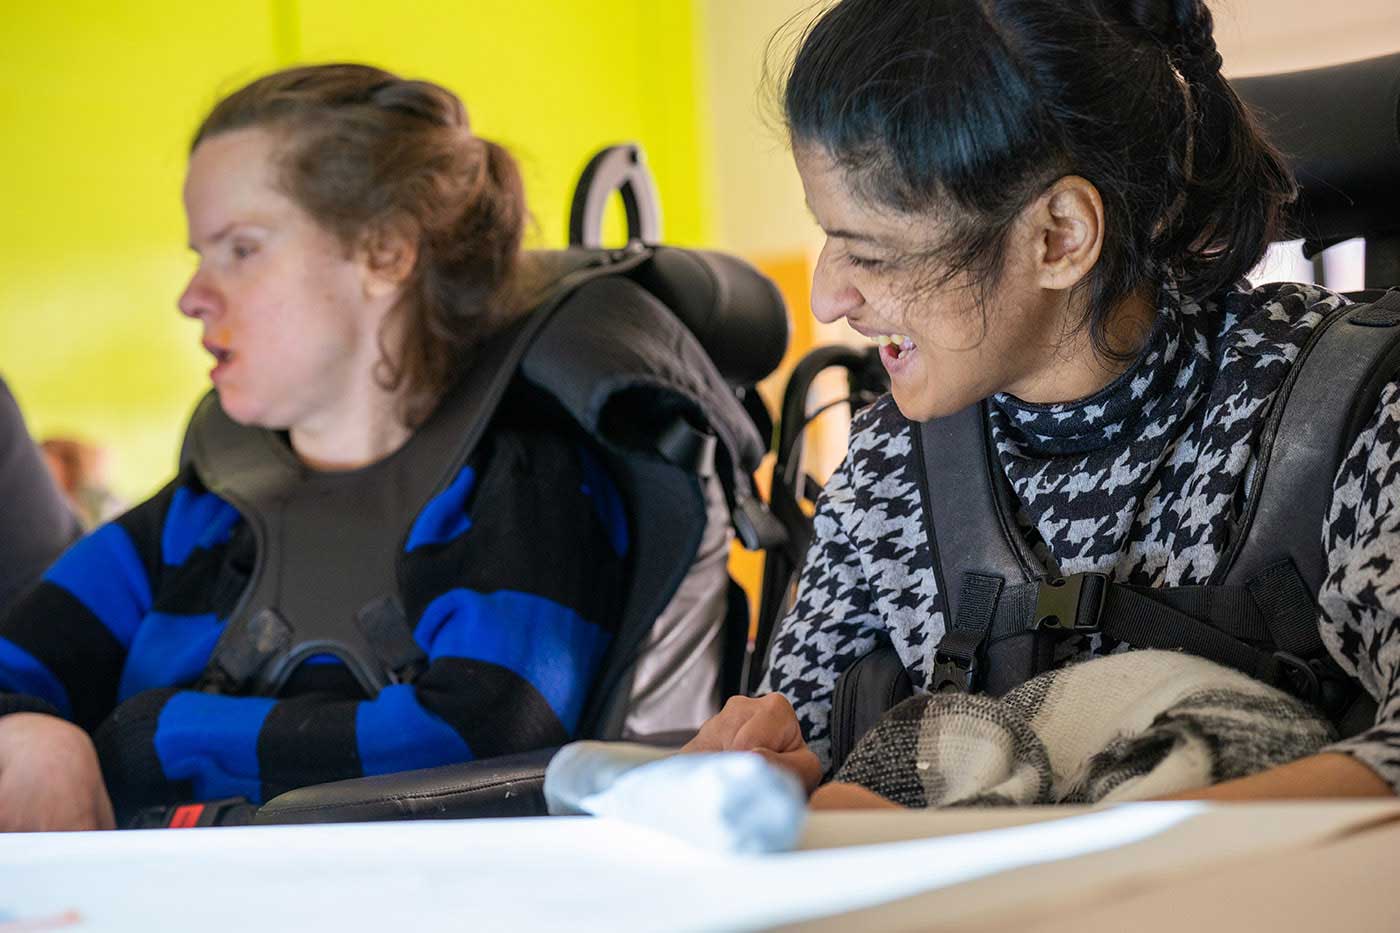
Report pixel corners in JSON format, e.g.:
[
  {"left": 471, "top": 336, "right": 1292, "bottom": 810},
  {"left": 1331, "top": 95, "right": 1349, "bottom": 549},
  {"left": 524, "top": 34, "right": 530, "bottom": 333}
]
[
  {"left": 875, "top": 335, "right": 891, "bottom": 347},
  {"left": 891, "top": 335, "right": 906, "bottom": 345},
  {"left": 900, "top": 336, "right": 916, "bottom": 350}
]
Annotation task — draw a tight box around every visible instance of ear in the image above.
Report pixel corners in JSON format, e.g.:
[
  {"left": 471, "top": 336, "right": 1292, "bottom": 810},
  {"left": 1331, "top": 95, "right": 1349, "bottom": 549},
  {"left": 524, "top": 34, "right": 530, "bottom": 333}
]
[
  {"left": 1030, "top": 176, "right": 1104, "bottom": 291},
  {"left": 358, "top": 215, "right": 420, "bottom": 300}
]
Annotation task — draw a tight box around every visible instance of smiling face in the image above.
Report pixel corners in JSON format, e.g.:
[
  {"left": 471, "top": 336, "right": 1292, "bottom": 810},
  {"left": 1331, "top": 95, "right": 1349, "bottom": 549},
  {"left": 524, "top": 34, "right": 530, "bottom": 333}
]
[
  {"left": 795, "top": 144, "right": 1124, "bottom": 422},
  {"left": 178, "top": 127, "right": 391, "bottom": 432}
]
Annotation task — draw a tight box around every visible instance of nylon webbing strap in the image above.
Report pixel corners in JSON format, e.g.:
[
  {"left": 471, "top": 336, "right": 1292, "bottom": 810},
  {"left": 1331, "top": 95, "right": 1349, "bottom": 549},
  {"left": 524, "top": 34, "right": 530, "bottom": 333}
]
[
  {"left": 1130, "top": 586, "right": 1271, "bottom": 642},
  {"left": 354, "top": 596, "right": 426, "bottom": 685},
  {"left": 1247, "top": 560, "right": 1325, "bottom": 657},
  {"left": 1096, "top": 586, "right": 1276, "bottom": 680},
  {"left": 984, "top": 577, "right": 1280, "bottom": 684},
  {"left": 931, "top": 573, "right": 1004, "bottom": 691}
]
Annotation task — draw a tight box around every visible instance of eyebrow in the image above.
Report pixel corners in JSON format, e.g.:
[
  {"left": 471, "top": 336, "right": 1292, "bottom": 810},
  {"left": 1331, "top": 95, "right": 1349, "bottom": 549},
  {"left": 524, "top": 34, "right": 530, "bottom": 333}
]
[
  {"left": 803, "top": 202, "right": 890, "bottom": 247},
  {"left": 188, "top": 223, "right": 236, "bottom": 253},
  {"left": 824, "top": 227, "right": 887, "bottom": 245}
]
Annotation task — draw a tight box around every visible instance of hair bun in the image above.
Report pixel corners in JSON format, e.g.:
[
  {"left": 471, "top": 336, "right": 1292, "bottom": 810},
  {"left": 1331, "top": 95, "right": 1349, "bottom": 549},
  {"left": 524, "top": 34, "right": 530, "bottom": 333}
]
[
  {"left": 1119, "top": 0, "right": 1221, "bottom": 79},
  {"left": 1173, "top": 2, "right": 1223, "bottom": 79}
]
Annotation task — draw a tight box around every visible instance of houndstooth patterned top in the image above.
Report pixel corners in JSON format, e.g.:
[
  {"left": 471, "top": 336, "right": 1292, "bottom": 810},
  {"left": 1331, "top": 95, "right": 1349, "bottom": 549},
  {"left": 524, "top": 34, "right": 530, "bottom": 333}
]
[{"left": 762, "top": 281, "right": 1400, "bottom": 791}]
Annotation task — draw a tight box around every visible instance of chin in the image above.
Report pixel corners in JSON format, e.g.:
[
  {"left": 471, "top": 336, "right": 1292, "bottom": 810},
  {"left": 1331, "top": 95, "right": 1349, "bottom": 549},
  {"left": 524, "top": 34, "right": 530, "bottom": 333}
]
[
  {"left": 891, "top": 386, "right": 970, "bottom": 424},
  {"left": 214, "top": 386, "right": 280, "bottom": 429}
]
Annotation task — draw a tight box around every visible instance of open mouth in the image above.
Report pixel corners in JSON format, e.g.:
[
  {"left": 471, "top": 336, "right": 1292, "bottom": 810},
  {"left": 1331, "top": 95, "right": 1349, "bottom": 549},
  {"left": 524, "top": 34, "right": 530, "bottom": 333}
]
[
  {"left": 203, "top": 340, "right": 234, "bottom": 374},
  {"left": 874, "top": 334, "right": 918, "bottom": 362}
]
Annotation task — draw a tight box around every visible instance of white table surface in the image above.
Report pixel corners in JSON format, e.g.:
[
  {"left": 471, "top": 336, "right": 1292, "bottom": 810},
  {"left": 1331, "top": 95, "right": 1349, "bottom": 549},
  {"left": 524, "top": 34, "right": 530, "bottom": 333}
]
[{"left": 3, "top": 801, "right": 1396, "bottom": 932}]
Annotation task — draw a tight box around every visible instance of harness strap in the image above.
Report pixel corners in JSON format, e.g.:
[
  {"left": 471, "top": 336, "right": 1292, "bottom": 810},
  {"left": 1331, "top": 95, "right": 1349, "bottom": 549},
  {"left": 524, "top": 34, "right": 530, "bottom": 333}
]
[
  {"left": 354, "top": 596, "right": 427, "bottom": 686},
  {"left": 947, "top": 567, "right": 1356, "bottom": 713},
  {"left": 1247, "top": 560, "right": 1327, "bottom": 657},
  {"left": 930, "top": 573, "right": 1003, "bottom": 692}
]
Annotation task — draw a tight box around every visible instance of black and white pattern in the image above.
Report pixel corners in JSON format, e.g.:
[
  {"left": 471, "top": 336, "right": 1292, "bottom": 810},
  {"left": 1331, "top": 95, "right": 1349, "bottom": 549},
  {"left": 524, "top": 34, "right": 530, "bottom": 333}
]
[
  {"left": 763, "top": 281, "right": 1400, "bottom": 792},
  {"left": 832, "top": 650, "right": 1335, "bottom": 806}
]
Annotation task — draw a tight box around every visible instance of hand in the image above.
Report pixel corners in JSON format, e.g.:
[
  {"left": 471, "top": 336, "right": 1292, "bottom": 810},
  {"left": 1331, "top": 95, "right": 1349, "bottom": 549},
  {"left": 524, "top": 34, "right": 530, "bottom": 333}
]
[
  {"left": 682, "top": 694, "right": 823, "bottom": 793},
  {"left": 809, "top": 781, "right": 903, "bottom": 810},
  {"left": 0, "top": 713, "right": 116, "bottom": 832}
]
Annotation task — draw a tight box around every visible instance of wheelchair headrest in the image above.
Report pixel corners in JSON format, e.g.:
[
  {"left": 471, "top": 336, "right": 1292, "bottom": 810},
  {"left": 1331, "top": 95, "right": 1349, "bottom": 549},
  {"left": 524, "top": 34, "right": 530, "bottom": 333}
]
[
  {"left": 1233, "top": 52, "right": 1400, "bottom": 247},
  {"left": 518, "top": 247, "right": 789, "bottom": 388}
]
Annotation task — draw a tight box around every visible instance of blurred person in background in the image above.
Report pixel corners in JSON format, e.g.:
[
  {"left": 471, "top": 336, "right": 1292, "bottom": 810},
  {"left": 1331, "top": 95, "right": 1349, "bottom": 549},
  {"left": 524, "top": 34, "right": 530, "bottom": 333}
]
[
  {"left": 0, "top": 379, "right": 80, "bottom": 614},
  {"left": 39, "top": 437, "right": 127, "bottom": 530}
]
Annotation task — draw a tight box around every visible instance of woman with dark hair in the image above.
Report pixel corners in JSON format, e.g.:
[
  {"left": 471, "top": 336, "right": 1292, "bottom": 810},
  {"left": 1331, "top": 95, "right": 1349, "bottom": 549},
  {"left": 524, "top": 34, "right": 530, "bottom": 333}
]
[
  {"left": 0, "top": 64, "right": 628, "bottom": 830},
  {"left": 687, "top": 0, "right": 1400, "bottom": 807}
]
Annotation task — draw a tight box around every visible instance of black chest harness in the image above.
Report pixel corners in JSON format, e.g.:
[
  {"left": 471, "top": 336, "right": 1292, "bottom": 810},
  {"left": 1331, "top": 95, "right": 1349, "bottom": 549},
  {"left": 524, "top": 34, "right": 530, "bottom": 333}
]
[
  {"left": 917, "top": 291, "right": 1400, "bottom": 737},
  {"left": 181, "top": 249, "right": 779, "bottom": 735}
]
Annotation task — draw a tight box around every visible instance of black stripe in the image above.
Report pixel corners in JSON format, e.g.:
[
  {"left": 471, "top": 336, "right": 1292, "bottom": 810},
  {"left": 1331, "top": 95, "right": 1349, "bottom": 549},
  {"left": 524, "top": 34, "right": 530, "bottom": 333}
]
[
  {"left": 257, "top": 696, "right": 363, "bottom": 802},
  {"left": 416, "top": 657, "right": 569, "bottom": 759},
  {"left": 0, "top": 693, "right": 61, "bottom": 718},
  {"left": 401, "top": 426, "right": 627, "bottom": 630},
  {"left": 92, "top": 687, "right": 193, "bottom": 820},
  {"left": 152, "top": 523, "right": 255, "bottom": 618},
  {"left": 111, "top": 471, "right": 186, "bottom": 597},
  {"left": 0, "top": 582, "right": 124, "bottom": 730}
]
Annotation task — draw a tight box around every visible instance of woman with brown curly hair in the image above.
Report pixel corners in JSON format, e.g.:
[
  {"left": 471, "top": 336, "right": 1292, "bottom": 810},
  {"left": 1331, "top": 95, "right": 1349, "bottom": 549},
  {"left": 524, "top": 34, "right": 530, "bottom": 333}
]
[{"left": 0, "top": 64, "right": 629, "bottom": 830}]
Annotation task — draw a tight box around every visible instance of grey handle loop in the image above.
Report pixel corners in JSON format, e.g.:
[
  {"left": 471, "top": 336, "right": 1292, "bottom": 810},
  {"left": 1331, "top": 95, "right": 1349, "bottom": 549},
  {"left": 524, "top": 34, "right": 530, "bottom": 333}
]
[{"left": 568, "top": 144, "right": 663, "bottom": 247}]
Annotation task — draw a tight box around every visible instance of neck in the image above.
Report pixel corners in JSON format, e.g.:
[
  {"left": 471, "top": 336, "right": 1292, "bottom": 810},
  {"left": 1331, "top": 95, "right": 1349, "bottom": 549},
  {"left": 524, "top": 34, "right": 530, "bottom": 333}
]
[
  {"left": 289, "top": 380, "right": 413, "bottom": 472},
  {"left": 1006, "top": 287, "right": 1158, "bottom": 405}
]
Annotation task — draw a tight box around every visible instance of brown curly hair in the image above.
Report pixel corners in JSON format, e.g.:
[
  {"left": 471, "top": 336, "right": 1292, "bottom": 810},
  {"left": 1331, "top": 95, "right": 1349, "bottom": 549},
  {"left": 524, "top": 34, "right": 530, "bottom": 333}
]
[{"left": 193, "top": 63, "right": 527, "bottom": 426}]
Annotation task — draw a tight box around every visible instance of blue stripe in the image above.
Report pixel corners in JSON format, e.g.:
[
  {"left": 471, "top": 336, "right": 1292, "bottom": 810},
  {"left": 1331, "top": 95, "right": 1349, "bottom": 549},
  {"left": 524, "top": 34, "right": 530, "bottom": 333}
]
[
  {"left": 154, "top": 692, "right": 276, "bottom": 803},
  {"left": 117, "top": 612, "right": 224, "bottom": 701},
  {"left": 0, "top": 637, "right": 71, "bottom": 718},
  {"left": 415, "top": 589, "right": 612, "bottom": 733},
  {"left": 162, "top": 488, "right": 240, "bottom": 567},
  {"left": 356, "top": 684, "right": 473, "bottom": 776},
  {"left": 405, "top": 465, "right": 477, "bottom": 553},
  {"left": 577, "top": 445, "right": 629, "bottom": 557},
  {"left": 42, "top": 523, "right": 152, "bottom": 648}
]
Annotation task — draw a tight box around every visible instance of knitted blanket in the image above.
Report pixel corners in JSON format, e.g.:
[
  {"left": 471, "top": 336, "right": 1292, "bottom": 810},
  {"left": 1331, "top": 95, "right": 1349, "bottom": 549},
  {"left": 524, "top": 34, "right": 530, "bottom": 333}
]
[{"left": 833, "top": 650, "right": 1335, "bottom": 807}]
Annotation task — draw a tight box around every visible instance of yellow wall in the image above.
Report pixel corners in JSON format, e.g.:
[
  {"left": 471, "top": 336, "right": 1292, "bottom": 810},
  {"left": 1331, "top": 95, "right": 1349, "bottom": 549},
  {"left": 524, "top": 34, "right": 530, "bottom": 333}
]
[{"left": 0, "top": 0, "right": 709, "bottom": 501}]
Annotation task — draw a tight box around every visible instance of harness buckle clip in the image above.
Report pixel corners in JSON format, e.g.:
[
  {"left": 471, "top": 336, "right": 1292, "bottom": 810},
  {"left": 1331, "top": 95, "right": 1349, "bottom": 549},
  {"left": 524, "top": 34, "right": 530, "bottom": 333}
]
[
  {"left": 1035, "top": 572, "right": 1107, "bottom": 632},
  {"left": 1271, "top": 651, "right": 1323, "bottom": 706},
  {"left": 931, "top": 652, "right": 973, "bottom": 694}
]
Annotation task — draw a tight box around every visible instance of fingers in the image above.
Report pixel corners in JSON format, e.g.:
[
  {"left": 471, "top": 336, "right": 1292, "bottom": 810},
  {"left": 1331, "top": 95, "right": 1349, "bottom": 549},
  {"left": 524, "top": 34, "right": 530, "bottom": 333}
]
[
  {"left": 731, "top": 695, "right": 802, "bottom": 753},
  {"left": 681, "top": 694, "right": 824, "bottom": 793},
  {"left": 751, "top": 747, "right": 825, "bottom": 794},
  {"left": 808, "top": 782, "right": 903, "bottom": 811},
  {"left": 684, "top": 694, "right": 804, "bottom": 756},
  {"left": 92, "top": 786, "right": 117, "bottom": 831}
]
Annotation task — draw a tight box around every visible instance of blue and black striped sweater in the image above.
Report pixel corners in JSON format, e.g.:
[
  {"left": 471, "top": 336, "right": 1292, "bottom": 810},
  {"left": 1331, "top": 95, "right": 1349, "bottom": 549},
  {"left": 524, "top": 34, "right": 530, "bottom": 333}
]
[{"left": 0, "top": 405, "right": 628, "bottom": 814}]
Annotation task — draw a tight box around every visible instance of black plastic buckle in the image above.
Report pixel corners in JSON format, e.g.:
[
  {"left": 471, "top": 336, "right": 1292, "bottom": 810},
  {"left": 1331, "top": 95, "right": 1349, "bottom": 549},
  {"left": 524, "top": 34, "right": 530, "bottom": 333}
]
[
  {"left": 126, "top": 797, "right": 258, "bottom": 830},
  {"left": 733, "top": 492, "right": 789, "bottom": 552},
  {"left": 1035, "top": 573, "right": 1107, "bottom": 632},
  {"left": 931, "top": 653, "right": 973, "bottom": 694},
  {"left": 1272, "top": 652, "right": 1323, "bottom": 705}
]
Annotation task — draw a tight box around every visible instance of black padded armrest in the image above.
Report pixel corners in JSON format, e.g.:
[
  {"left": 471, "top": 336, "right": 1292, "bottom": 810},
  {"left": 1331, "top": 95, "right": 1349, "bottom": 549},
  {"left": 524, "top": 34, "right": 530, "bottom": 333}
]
[
  {"left": 254, "top": 747, "right": 559, "bottom": 825},
  {"left": 253, "top": 731, "right": 698, "bottom": 826}
]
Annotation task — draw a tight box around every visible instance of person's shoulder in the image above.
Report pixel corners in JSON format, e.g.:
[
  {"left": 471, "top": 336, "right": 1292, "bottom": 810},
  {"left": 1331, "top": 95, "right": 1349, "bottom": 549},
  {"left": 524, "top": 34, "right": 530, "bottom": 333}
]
[
  {"left": 1226, "top": 280, "right": 1350, "bottom": 332},
  {"left": 1213, "top": 280, "right": 1350, "bottom": 363},
  {"left": 847, "top": 393, "right": 910, "bottom": 457},
  {"left": 831, "top": 393, "right": 919, "bottom": 506}
]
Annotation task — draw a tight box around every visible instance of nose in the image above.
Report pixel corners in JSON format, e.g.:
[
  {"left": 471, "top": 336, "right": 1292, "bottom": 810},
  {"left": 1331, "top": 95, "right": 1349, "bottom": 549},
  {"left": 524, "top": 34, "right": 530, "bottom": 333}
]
[
  {"left": 810, "top": 240, "right": 864, "bottom": 325},
  {"left": 178, "top": 265, "right": 217, "bottom": 320}
]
